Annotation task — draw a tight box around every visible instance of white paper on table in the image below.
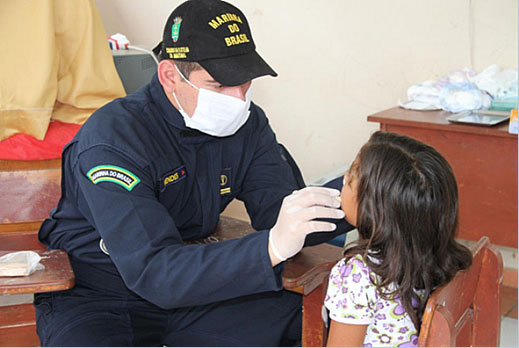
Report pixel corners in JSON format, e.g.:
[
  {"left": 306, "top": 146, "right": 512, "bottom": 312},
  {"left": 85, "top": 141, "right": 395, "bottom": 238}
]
[
  {"left": 0, "top": 251, "right": 45, "bottom": 277},
  {"left": 398, "top": 99, "right": 441, "bottom": 111}
]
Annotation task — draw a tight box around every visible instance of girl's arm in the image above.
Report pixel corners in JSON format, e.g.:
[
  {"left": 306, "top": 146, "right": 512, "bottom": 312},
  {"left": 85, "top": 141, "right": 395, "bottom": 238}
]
[{"left": 326, "top": 320, "right": 368, "bottom": 347}]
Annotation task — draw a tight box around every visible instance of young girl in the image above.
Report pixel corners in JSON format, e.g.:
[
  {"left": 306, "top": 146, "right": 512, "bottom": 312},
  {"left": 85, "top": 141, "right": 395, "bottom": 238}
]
[{"left": 324, "top": 131, "right": 473, "bottom": 347}]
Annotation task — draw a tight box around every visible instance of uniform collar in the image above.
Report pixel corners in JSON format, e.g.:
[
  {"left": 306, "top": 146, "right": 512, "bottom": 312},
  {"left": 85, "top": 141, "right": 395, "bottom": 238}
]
[{"left": 149, "top": 74, "right": 216, "bottom": 144}]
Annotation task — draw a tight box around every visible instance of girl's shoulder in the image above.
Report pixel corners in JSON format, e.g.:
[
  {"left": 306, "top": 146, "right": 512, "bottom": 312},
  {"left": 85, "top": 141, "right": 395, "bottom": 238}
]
[
  {"left": 329, "top": 254, "right": 376, "bottom": 287},
  {"left": 333, "top": 254, "right": 373, "bottom": 272}
]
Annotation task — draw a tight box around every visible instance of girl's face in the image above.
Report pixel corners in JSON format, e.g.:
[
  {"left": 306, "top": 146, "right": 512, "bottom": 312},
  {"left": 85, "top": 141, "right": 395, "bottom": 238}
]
[{"left": 341, "top": 162, "right": 359, "bottom": 226}]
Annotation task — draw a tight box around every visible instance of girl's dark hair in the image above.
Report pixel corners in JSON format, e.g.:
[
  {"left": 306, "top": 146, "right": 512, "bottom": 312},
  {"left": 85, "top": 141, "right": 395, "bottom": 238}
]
[{"left": 344, "top": 131, "right": 472, "bottom": 331}]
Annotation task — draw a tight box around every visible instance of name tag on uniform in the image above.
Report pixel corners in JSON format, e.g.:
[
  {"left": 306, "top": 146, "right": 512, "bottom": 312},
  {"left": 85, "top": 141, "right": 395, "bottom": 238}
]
[{"left": 160, "top": 166, "right": 187, "bottom": 192}]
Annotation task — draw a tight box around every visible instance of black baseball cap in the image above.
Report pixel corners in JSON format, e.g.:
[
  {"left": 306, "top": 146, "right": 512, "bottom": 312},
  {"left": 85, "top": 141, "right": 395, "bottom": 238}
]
[{"left": 154, "top": 0, "right": 277, "bottom": 86}]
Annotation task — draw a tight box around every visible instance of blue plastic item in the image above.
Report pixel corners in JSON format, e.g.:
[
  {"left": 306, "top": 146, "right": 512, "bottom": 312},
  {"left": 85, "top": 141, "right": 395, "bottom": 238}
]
[{"left": 327, "top": 234, "right": 346, "bottom": 247}]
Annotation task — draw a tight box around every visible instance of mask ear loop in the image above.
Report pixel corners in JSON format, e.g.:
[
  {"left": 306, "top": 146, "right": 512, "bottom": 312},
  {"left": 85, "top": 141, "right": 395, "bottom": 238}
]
[
  {"left": 173, "top": 64, "right": 199, "bottom": 91},
  {"left": 171, "top": 90, "right": 187, "bottom": 114},
  {"left": 172, "top": 64, "right": 200, "bottom": 114}
]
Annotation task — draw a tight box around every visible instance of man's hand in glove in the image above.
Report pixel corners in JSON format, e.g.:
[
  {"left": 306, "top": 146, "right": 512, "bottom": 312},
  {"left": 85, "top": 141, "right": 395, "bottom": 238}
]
[{"left": 268, "top": 187, "right": 344, "bottom": 266}]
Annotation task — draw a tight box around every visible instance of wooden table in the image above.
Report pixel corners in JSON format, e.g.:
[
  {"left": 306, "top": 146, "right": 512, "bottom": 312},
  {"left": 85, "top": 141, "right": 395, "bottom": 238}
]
[
  {"left": 368, "top": 107, "right": 518, "bottom": 248},
  {"left": 0, "top": 249, "right": 74, "bottom": 296},
  {"left": 0, "top": 233, "right": 75, "bottom": 347},
  {"left": 213, "top": 216, "right": 343, "bottom": 346}
]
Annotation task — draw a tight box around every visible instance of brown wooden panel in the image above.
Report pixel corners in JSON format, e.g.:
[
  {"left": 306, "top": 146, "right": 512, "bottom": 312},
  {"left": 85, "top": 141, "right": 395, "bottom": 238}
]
[
  {"left": 453, "top": 309, "right": 473, "bottom": 346},
  {"left": 0, "top": 167, "right": 61, "bottom": 224},
  {"left": 473, "top": 244, "right": 503, "bottom": 346},
  {"left": 0, "top": 303, "right": 35, "bottom": 327},
  {"left": 501, "top": 285, "right": 518, "bottom": 318},
  {"left": 0, "top": 159, "right": 61, "bottom": 171},
  {"left": 424, "top": 308, "right": 455, "bottom": 346},
  {"left": 431, "top": 253, "right": 483, "bottom": 321},
  {"left": 0, "top": 230, "right": 44, "bottom": 250},
  {"left": 0, "top": 222, "right": 43, "bottom": 233},
  {"left": 0, "top": 303, "right": 40, "bottom": 347},
  {"left": 302, "top": 283, "right": 326, "bottom": 347},
  {"left": 503, "top": 268, "right": 518, "bottom": 288}
]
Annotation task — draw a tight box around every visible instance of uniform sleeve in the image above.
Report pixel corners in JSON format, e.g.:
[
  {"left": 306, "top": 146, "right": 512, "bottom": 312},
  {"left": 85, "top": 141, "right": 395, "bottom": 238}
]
[
  {"left": 73, "top": 146, "right": 283, "bottom": 309},
  {"left": 236, "top": 110, "right": 301, "bottom": 230},
  {"left": 304, "top": 176, "right": 355, "bottom": 246},
  {"left": 324, "top": 256, "right": 377, "bottom": 325}
]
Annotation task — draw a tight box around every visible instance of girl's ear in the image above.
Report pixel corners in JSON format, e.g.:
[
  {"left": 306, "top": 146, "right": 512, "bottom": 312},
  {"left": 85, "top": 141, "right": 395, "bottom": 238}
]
[{"left": 158, "top": 60, "right": 178, "bottom": 94}]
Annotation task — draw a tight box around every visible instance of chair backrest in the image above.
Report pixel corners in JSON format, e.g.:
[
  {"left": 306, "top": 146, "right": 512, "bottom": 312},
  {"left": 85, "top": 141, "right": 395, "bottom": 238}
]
[
  {"left": 418, "top": 236, "right": 503, "bottom": 347},
  {"left": 0, "top": 159, "right": 63, "bottom": 347},
  {"left": 0, "top": 159, "right": 61, "bottom": 234}
]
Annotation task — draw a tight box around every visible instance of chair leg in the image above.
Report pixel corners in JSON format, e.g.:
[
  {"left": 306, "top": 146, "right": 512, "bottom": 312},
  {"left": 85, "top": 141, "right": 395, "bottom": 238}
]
[
  {"left": 302, "top": 283, "right": 327, "bottom": 347},
  {"left": 0, "top": 303, "right": 40, "bottom": 347}
]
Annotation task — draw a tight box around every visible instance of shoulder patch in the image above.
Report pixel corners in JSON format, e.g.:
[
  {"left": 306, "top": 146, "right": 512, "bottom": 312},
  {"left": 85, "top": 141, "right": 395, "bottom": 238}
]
[{"left": 87, "top": 165, "right": 141, "bottom": 191}]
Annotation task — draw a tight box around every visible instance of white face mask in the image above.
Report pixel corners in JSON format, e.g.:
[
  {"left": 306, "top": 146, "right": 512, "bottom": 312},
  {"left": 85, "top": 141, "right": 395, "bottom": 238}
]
[{"left": 172, "top": 65, "right": 251, "bottom": 137}]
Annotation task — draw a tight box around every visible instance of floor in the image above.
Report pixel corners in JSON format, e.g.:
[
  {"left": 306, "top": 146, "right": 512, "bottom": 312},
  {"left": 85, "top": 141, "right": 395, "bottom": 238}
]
[
  {"left": 500, "top": 268, "right": 518, "bottom": 347},
  {"left": 501, "top": 317, "right": 518, "bottom": 347}
]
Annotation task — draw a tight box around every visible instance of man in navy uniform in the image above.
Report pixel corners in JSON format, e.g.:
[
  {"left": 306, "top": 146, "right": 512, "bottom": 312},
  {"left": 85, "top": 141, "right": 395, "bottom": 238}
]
[{"left": 35, "top": 0, "right": 351, "bottom": 346}]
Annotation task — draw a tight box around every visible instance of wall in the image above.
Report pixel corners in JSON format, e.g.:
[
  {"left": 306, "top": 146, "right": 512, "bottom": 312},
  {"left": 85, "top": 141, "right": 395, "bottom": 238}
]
[{"left": 95, "top": 0, "right": 517, "bottom": 219}]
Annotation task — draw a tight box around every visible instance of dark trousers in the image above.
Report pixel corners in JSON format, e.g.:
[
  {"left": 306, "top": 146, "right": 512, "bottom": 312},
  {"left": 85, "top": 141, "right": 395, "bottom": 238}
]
[{"left": 34, "top": 288, "right": 302, "bottom": 346}]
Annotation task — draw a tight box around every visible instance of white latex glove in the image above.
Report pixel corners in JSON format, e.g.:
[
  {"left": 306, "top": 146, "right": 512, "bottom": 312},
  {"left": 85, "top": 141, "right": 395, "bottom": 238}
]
[{"left": 269, "top": 187, "right": 344, "bottom": 263}]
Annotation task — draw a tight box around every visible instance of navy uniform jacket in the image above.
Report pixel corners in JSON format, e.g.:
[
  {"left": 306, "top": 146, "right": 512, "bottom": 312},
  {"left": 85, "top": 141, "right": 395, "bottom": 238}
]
[{"left": 39, "top": 75, "right": 303, "bottom": 310}]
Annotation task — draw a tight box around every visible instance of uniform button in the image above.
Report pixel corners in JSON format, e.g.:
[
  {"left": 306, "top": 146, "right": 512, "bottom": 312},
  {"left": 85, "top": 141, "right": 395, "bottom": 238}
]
[{"left": 99, "top": 238, "right": 110, "bottom": 255}]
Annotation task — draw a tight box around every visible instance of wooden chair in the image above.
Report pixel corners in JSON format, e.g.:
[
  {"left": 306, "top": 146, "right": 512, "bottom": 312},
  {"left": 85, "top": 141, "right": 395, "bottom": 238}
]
[
  {"left": 303, "top": 236, "right": 504, "bottom": 347},
  {"left": 0, "top": 159, "right": 62, "bottom": 231},
  {"left": 0, "top": 159, "right": 74, "bottom": 347},
  {"left": 418, "top": 236, "right": 503, "bottom": 347}
]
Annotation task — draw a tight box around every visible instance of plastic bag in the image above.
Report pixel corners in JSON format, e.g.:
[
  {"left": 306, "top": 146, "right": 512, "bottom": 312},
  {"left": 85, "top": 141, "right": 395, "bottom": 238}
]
[
  {"left": 472, "top": 64, "right": 518, "bottom": 99},
  {"left": 401, "top": 69, "right": 477, "bottom": 111},
  {"left": 439, "top": 82, "right": 491, "bottom": 113},
  {"left": 402, "top": 80, "right": 444, "bottom": 110},
  {"left": 0, "top": 251, "right": 44, "bottom": 277},
  {"left": 400, "top": 66, "right": 517, "bottom": 112}
]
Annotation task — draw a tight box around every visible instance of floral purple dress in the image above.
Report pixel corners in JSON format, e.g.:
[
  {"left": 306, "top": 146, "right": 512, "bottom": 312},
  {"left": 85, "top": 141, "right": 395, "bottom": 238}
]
[{"left": 324, "top": 255, "right": 420, "bottom": 347}]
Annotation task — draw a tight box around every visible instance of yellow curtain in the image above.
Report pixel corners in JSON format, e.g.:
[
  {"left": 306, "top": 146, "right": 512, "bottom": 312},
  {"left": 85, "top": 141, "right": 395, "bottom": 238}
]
[{"left": 0, "top": 0, "right": 126, "bottom": 141}]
